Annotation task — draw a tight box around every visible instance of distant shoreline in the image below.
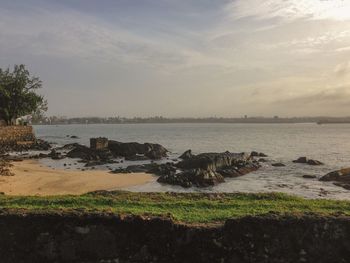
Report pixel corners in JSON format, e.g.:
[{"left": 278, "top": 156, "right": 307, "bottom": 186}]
[
  {"left": 32, "top": 117, "right": 350, "bottom": 125},
  {"left": 32, "top": 121, "right": 350, "bottom": 125}
]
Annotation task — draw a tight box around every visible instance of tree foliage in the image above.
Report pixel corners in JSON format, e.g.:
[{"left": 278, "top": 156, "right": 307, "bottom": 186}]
[{"left": 0, "top": 64, "right": 47, "bottom": 125}]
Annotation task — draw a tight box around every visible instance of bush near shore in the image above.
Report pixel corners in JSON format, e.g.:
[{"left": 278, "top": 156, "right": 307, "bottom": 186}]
[{"left": 1, "top": 191, "right": 349, "bottom": 223}]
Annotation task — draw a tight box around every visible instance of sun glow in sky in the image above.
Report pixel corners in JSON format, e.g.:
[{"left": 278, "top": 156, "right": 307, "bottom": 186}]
[
  {"left": 1, "top": 0, "right": 350, "bottom": 117},
  {"left": 310, "top": 0, "right": 350, "bottom": 20},
  {"left": 229, "top": 0, "right": 350, "bottom": 21}
]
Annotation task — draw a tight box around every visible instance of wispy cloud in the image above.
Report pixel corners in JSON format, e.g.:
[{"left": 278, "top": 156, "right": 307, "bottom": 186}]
[
  {"left": 334, "top": 61, "right": 350, "bottom": 77},
  {"left": 226, "top": 0, "right": 350, "bottom": 22}
]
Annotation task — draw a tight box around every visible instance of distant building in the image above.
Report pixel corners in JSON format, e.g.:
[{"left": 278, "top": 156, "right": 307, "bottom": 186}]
[{"left": 15, "top": 115, "right": 32, "bottom": 126}]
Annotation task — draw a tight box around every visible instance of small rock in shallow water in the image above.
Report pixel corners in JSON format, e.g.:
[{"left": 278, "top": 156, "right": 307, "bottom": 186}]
[
  {"left": 303, "top": 175, "right": 316, "bottom": 179},
  {"left": 250, "top": 151, "right": 268, "bottom": 157},
  {"left": 293, "top": 157, "right": 323, "bottom": 165}
]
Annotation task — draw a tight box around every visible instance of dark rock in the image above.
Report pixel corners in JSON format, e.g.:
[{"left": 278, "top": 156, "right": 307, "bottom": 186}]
[
  {"left": 179, "top": 150, "right": 194, "bottom": 160},
  {"left": 110, "top": 165, "right": 149, "bottom": 173},
  {"left": 272, "top": 163, "right": 286, "bottom": 167},
  {"left": 293, "top": 157, "right": 308, "bottom": 163},
  {"left": 158, "top": 168, "right": 224, "bottom": 188},
  {"left": 108, "top": 140, "right": 168, "bottom": 160},
  {"left": 57, "top": 143, "right": 81, "bottom": 151},
  {"left": 250, "top": 151, "right": 268, "bottom": 157},
  {"left": 125, "top": 155, "right": 149, "bottom": 161},
  {"left": 320, "top": 168, "right": 350, "bottom": 190},
  {"left": 66, "top": 144, "right": 114, "bottom": 164},
  {"left": 176, "top": 152, "right": 253, "bottom": 171},
  {"left": 303, "top": 175, "right": 317, "bottom": 179},
  {"left": 70, "top": 135, "right": 79, "bottom": 139},
  {"left": 48, "top": 149, "right": 65, "bottom": 160},
  {"left": 158, "top": 152, "right": 260, "bottom": 188},
  {"left": 293, "top": 157, "right": 324, "bottom": 166},
  {"left": 258, "top": 158, "right": 268, "bottom": 163}
]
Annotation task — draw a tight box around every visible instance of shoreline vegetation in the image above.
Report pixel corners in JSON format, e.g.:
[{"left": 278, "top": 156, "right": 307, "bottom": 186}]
[{"left": 1, "top": 191, "right": 350, "bottom": 224}]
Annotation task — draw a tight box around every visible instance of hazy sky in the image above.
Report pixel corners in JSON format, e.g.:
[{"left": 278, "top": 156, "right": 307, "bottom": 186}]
[{"left": 1, "top": 0, "right": 350, "bottom": 117}]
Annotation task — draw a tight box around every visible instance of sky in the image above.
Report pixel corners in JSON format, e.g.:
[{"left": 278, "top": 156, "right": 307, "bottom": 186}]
[{"left": 1, "top": 0, "right": 350, "bottom": 117}]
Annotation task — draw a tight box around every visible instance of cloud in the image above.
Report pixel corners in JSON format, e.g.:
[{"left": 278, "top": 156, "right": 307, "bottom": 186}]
[
  {"left": 0, "top": 6, "right": 192, "bottom": 72},
  {"left": 334, "top": 61, "right": 350, "bottom": 77},
  {"left": 272, "top": 87, "right": 350, "bottom": 108},
  {"left": 226, "top": 0, "right": 350, "bottom": 22},
  {"left": 1, "top": 0, "right": 350, "bottom": 117}
]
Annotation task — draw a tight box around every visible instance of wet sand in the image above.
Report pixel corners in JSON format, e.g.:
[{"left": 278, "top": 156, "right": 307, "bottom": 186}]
[{"left": 0, "top": 160, "right": 155, "bottom": 196}]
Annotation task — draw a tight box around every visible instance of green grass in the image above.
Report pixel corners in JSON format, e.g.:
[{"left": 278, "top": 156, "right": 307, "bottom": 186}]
[{"left": 0, "top": 191, "right": 350, "bottom": 223}]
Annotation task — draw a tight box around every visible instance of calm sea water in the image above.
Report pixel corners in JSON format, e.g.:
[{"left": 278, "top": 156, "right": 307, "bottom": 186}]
[{"left": 33, "top": 123, "right": 350, "bottom": 199}]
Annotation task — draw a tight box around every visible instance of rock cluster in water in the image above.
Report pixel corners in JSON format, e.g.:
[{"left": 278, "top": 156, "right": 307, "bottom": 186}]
[
  {"left": 320, "top": 168, "right": 350, "bottom": 190},
  {"left": 60, "top": 139, "right": 168, "bottom": 166},
  {"left": 158, "top": 151, "right": 260, "bottom": 188},
  {"left": 111, "top": 151, "right": 261, "bottom": 188}
]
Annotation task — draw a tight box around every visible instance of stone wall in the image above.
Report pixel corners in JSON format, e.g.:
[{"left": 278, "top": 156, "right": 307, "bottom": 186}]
[
  {"left": 0, "top": 212, "right": 349, "bottom": 263},
  {"left": 0, "top": 126, "right": 36, "bottom": 145}
]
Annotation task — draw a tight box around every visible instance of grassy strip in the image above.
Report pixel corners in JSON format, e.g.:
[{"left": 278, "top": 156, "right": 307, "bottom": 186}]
[{"left": 0, "top": 192, "right": 349, "bottom": 223}]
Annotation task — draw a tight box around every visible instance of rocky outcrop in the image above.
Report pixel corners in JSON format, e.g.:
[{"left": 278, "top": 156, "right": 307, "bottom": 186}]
[
  {"left": 179, "top": 150, "right": 194, "bottom": 160},
  {"left": 66, "top": 144, "right": 114, "bottom": 164},
  {"left": 0, "top": 212, "right": 349, "bottom": 263},
  {"left": 157, "top": 152, "right": 260, "bottom": 188},
  {"left": 320, "top": 168, "right": 350, "bottom": 190},
  {"left": 293, "top": 157, "right": 324, "bottom": 166},
  {"left": 108, "top": 140, "right": 168, "bottom": 160},
  {"left": 64, "top": 139, "right": 168, "bottom": 165}
]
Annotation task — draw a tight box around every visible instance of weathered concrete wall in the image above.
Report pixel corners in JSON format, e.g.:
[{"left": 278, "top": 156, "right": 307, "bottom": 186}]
[
  {"left": 90, "top": 137, "right": 109, "bottom": 150},
  {"left": 0, "top": 126, "right": 35, "bottom": 145},
  {"left": 0, "top": 213, "right": 349, "bottom": 263}
]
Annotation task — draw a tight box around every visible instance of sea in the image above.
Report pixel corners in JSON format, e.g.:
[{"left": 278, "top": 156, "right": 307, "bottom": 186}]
[{"left": 33, "top": 123, "right": 350, "bottom": 200}]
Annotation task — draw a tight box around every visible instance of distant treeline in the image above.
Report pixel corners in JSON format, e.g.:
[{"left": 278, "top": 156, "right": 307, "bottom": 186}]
[{"left": 32, "top": 116, "right": 350, "bottom": 125}]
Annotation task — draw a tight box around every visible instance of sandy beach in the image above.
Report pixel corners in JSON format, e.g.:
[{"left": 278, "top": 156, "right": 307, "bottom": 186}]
[{"left": 0, "top": 160, "right": 154, "bottom": 196}]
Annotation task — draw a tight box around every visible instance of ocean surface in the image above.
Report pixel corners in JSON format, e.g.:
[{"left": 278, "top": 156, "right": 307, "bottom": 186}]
[{"left": 33, "top": 123, "right": 350, "bottom": 199}]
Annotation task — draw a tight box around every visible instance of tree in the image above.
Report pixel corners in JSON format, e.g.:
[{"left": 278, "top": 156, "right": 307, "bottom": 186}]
[{"left": 0, "top": 64, "right": 47, "bottom": 125}]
